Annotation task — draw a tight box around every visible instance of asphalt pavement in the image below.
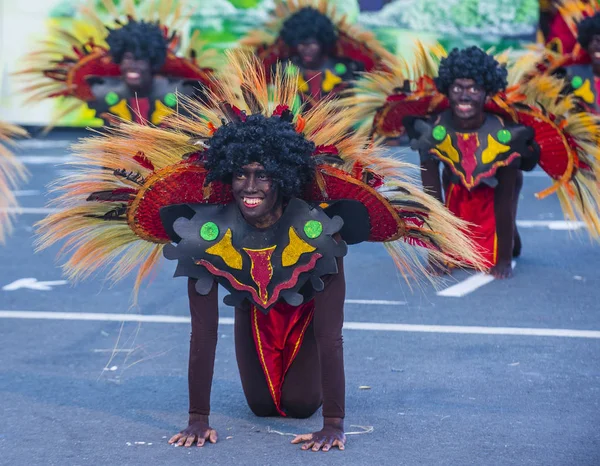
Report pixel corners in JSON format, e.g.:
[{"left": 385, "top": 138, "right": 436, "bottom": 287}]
[{"left": 0, "top": 129, "right": 598, "bottom": 466}]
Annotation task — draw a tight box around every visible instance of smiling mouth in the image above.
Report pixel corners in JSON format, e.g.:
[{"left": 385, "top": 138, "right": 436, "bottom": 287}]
[
  {"left": 594, "top": 52, "right": 600, "bottom": 59},
  {"left": 126, "top": 71, "right": 141, "bottom": 80},
  {"left": 456, "top": 103, "right": 474, "bottom": 112},
  {"left": 243, "top": 197, "right": 263, "bottom": 208}
]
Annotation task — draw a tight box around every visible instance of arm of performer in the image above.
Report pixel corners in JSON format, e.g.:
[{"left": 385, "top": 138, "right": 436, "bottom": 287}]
[
  {"left": 490, "top": 167, "right": 518, "bottom": 279},
  {"left": 169, "top": 278, "right": 219, "bottom": 447},
  {"left": 292, "top": 257, "right": 347, "bottom": 452},
  {"left": 420, "top": 159, "right": 444, "bottom": 203},
  {"left": 420, "top": 159, "right": 449, "bottom": 274}
]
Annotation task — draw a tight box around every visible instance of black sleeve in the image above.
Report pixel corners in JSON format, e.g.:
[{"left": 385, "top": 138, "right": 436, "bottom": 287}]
[
  {"left": 187, "top": 278, "right": 219, "bottom": 420},
  {"left": 312, "top": 258, "right": 346, "bottom": 419}
]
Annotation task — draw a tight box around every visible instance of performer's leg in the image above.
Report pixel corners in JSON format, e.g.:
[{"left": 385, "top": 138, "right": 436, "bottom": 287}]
[
  {"left": 279, "top": 322, "right": 323, "bottom": 419},
  {"left": 234, "top": 307, "right": 278, "bottom": 417},
  {"left": 513, "top": 170, "right": 523, "bottom": 258}
]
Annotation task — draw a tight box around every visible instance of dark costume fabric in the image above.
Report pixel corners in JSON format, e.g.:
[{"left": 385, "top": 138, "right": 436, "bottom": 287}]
[
  {"left": 17, "top": 0, "right": 216, "bottom": 127},
  {"left": 409, "top": 111, "right": 539, "bottom": 266},
  {"left": 36, "top": 52, "right": 486, "bottom": 424},
  {"left": 162, "top": 198, "right": 348, "bottom": 413},
  {"left": 349, "top": 43, "right": 600, "bottom": 266},
  {"left": 187, "top": 254, "right": 345, "bottom": 418}
]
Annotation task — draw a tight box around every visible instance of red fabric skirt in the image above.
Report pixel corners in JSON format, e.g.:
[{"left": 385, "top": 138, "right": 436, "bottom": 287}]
[
  {"left": 250, "top": 300, "right": 315, "bottom": 416},
  {"left": 446, "top": 182, "right": 497, "bottom": 267}
]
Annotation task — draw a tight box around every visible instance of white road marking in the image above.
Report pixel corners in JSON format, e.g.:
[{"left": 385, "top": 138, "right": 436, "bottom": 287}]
[
  {"left": 93, "top": 349, "right": 134, "bottom": 353},
  {"left": 516, "top": 220, "right": 586, "bottom": 230},
  {"left": 2, "top": 278, "right": 68, "bottom": 291},
  {"left": 522, "top": 171, "right": 548, "bottom": 178},
  {"left": 17, "top": 140, "right": 72, "bottom": 149},
  {"left": 0, "top": 310, "right": 598, "bottom": 338},
  {"left": 12, "top": 190, "right": 41, "bottom": 197},
  {"left": 345, "top": 299, "right": 406, "bottom": 305},
  {"left": 0, "top": 207, "right": 59, "bottom": 214},
  {"left": 17, "top": 155, "right": 74, "bottom": 164},
  {"left": 436, "top": 261, "right": 516, "bottom": 298}
]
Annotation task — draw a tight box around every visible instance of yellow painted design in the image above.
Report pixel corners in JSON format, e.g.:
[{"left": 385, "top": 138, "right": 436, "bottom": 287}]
[
  {"left": 151, "top": 100, "right": 175, "bottom": 125},
  {"left": 109, "top": 99, "right": 132, "bottom": 121},
  {"left": 481, "top": 134, "right": 511, "bottom": 164},
  {"left": 297, "top": 74, "right": 309, "bottom": 93},
  {"left": 206, "top": 229, "right": 243, "bottom": 270},
  {"left": 322, "top": 69, "right": 342, "bottom": 93},
  {"left": 281, "top": 227, "right": 316, "bottom": 267},
  {"left": 432, "top": 134, "right": 460, "bottom": 163},
  {"left": 81, "top": 105, "right": 98, "bottom": 121},
  {"left": 319, "top": 202, "right": 330, "bottom": 209},
  {"left": 574, "top": 79, "right": 595, "bottom": 104}
]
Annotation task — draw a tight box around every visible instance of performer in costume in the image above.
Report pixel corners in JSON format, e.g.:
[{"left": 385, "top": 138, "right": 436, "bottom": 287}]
[
  {"left": 0, "top": 122, "right": 28, "bottom": 243},
  {"left": 36, "top": 52, "right": 485, "bottom": 450},
  {"left": 517, "top": 1, "right": 600, "bottom": 112},
  {"left": 241, "top": 0, "right": 393, "bottom": 108},
  {"left": 540, "top": 0, "right": 579, "bottom": 54},
  {"left": 17, "top": 0, "right": 218, "bottom": 127},
  {"left": 347, "top": 44, "right": 600, "bottom": 278}
]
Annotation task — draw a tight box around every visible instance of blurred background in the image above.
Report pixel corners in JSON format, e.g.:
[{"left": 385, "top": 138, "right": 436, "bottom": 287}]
[{"left": 0, "top": 0, "right": 541, "bottom": 126}]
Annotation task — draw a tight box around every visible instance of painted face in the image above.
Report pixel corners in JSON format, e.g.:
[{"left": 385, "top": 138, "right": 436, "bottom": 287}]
[
  {"left": 448, "top": 78, "right": 487, "bottom": 121},
  {"left": 296, "top": 38, "right": 324, "bottom": 68},
  {"left": 588, "top": 34, "right": 600, "bottom": 65},
  {"left": 119, "top": 51, "right": 153, "bottom": 92},
  {"left": 232, "top": 162, "right": 282, "bottom": 228}
]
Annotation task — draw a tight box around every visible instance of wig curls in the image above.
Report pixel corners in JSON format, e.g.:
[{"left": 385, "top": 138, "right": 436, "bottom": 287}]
[
  {"left": 435, "top": 46, "right": 508, "bottom": 96},
  {"left": 204, "top": 114, "right": 316, "bottom": 198},
  {"left": 280, "top": 7, "right": 337, "bottom": 51},
  {"left": 106, "top": 19, "right": 168, "bottom": 71},
  {"left": 577, "top": 12, "right": 600, "bottom": 49}
]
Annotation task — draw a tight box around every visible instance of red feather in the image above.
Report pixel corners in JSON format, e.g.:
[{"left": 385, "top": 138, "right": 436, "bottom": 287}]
[{"left": 133, "top": 151, "right": 155, "bottom": 172}]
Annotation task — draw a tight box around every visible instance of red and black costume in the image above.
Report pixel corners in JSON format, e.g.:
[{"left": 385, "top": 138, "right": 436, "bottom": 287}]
[
  {"left": 349, "top": 43, "right": 600, "bottom": 269},
  {"left": 520, "top": 1, "right": 600, "bottom": 112},
  {"left": 18, "top": 0, "right": 217, "bottom": 127},
  {"left": 36, "top": 52, "right": 485, "bottom": 443},
  {"left": 409, "top": 111, "right": 539, "bottom": 266},
  {"left": 241, "top": 0, "right": 393, "bottom": 108}
]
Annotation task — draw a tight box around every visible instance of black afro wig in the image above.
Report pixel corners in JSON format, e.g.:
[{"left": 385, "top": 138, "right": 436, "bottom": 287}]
[
  {"left": 204, "top": 114, "right": 316, "bottom": 198},
  {"left": 435, "top": 46, "right": 508, "bottom": 96},
  {"left": 577, "top": 12, "right": 600, "bottom": 49},
  {"left": 280, "top": 7, "right": 337, "bottom": 51},
  {"left": 106, "top": 19, "right": 168, "bottom": 72}
]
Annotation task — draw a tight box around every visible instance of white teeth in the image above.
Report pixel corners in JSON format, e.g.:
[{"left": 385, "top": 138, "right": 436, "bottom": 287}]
[
  {"left": 244, "top": 198, "right": 262, "bottom": 206},
  {"left": 595, "top": 53, "right": 600, "bottom": 58},
  {"left": 127, "top": 72, "right": 140, "bottom": 79}
]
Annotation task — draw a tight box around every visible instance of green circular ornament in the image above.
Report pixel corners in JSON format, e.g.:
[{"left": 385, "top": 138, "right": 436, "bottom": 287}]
[
  {"left": 432, "top": 125, "right": 447, "bottom": 141},
  {"left": 164, "top": 92, "right": 177, "bottom": 107},
  {"left": 200, "top": 222, "right": 219, "bottom": 241},
  {"left": 571, "top": 75, "right": 583, "bottom": 89},
  {"left": 334, "top": 63, "right": 347, "bottom": 75},
  {"left": 304, "top": 220, "right": 323, "bottom": 239},
  {"left": 497, "top": 129, "right": 512, "bottom": 144},
  {"left": 105, "top": 91, "right": 119, "bottom": 106}
]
